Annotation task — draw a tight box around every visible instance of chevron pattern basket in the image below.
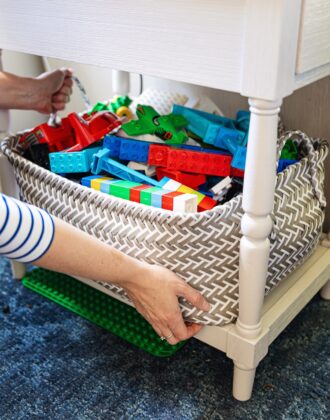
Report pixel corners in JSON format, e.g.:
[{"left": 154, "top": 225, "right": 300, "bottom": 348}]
[{"left": 1, "top": 130, "right": 328, "bottom": 326}]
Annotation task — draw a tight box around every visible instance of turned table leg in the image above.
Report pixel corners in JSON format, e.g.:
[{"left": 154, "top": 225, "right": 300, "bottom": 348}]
[{"left": 232, "top": 98, "right": 281, "bottom": 401}]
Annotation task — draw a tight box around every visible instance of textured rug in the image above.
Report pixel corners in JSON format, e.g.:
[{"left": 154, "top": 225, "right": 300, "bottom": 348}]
[{"left": 0, "top": 257, "right": 329, "bottom": 420}]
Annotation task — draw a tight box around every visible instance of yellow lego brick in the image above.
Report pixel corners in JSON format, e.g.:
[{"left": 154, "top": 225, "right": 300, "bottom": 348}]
[
  {"left": 177, "top": 185, "right": 204, "bottom": 204},
  {"left": 91, "top": 177, "right": 113, "bottom": 190}
]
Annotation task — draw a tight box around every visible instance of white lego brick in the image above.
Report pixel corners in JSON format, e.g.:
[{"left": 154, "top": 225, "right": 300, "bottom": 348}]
[
  {"left": 161, "top": 179, "right": 182, "bottom": 191},
  {"left": 210, "top": 176, "right": 232, "bottom": 194},
  {"left": 173, "top": 193, "right": 197, "bottom": 213},
  {"left": 127, "top": 162, "right": 156, "bottom": 177}
]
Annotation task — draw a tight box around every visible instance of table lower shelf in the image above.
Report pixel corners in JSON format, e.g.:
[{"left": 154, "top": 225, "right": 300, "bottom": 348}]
[{"left": 75, "top": 245, "right": 330, "bottom": 355}]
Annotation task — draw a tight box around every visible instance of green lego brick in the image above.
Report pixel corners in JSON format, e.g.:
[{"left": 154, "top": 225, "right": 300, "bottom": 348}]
[
  {"left": 109, "top": 181, "right": 140, "bottom": 199},
  {"left": 281, "top": 139, "right": 298, "bottom": 160},
  {"left": 22, "top": 268, "right": 186, "bottom": 357},
  {"left": 140, "top": 187, "right": 162, "bottom": 206}
]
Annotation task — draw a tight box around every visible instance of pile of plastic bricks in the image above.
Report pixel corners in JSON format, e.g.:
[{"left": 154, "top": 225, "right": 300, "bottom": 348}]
[{"left": 20, "top": 92, "right": 299, "bottom": 213}]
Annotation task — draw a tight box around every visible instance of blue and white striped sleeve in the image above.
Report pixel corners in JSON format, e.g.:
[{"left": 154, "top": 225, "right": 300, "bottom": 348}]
[{"left": 0, "top": 193, "right": 55, "bottom": 263}]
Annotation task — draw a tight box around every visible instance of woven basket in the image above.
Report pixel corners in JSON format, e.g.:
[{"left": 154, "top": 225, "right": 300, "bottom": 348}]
[{"left": 1, "top": 130, "right": 328, "bottom": 326}]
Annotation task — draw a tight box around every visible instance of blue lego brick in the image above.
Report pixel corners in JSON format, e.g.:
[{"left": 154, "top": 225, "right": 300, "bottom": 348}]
[
  {"left": 236, "top": 110, "right": 250, "bottom": 133},
  {"left": 277, "top": 159, "right": 298, "bottom": 173},
  {"left": 103, "top": 135, "right": 121, "bottom": 158},
  {"left": 231, "top": 146, "right": 247, "bottom": 170},
  {"left": 100, "top": 179, "right": 122, "bottom": 193},
  {"left": 81, "top": 175, "right": 101, "bottom": 187},
  {"left": 151, "top": 189, "right": 169, "bottom": 208},
  {"left": 49, "top": 147, "right": 101, "bottom": 174},
  {"left": 213, "top": 127, "right": 246, "bottom": 151},
  {"left": 91, "top": 149, "right": 159, "bottom": 186},
  {"left": 119, "top": 138, "right": 151, "bottom": 163},
  {"left": 173, "top": 105, "right": 247, "bottom": 150}
]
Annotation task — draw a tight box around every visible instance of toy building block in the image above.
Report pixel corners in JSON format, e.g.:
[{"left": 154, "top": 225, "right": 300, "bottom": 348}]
[
  {"left": 109, "top": 181, "right": 141, "bottom": 200},
  {"left": 103, "top": 135, "right": 156, "bottom": 163},
  {"left": 210, "top": 176, "right": 232, "bottom": 195},
  {"left": 19, "top": 117, "right": 76, "bottom": 152},
  {"left": 66, "top": 111, "right": 122, "bottom": 152},
  {"left": 122, "top": 104, "right": 188, "bottom": 144},
  {"left": 280, "top": 139, "right": 298, "bottom": 160},
  {"left": 119, "top": 138, "right": 150, "bottom": 162},
  {"left": 81, "top": 175, "right": 114, "bottom": 190},
  {"left": 172, "top": 105, "right": 247, "bottom": 150},
  {"left": 148, "top": 144, "right": 232, "bottom": 177},
  {"left": 150, "top": 189, "right": 169, "bottom": 208},
  {"left": 159, "top": 177, "right": 217, "bottom": 211},
  {"left": 231, "top": 146, "right": 247, "bottom": 170},
  {"left": 110, "top": 95, "right": 133, "bottom": 119},
  {"left": 23, "top": 143, "right": 50, "bottom": 170},
  {"left": 130, "top": 185, "right": 153, "bottom": 203},
  {"left": 81, "top": 175, "right": 197, "bottom": 212},
  {"left": 91, "top": 149, "right": 159, "bottom": 186},
  {"left": 127, "top": 162, "right": 156, "bottom": 177},
  {"left": 230, "top": 167, "right": 245, "bottom": 178},
  {"left": 156, "top": 167, "right": 206, "bottom": 189},
  {"left": 140, "top": 187, "right": 162, "bottom": 206},
  {"left": 236, "top": 110, "right": 250, "bottom": 132},
  {"left": 103, "top": 134, "right": 121, "bottom": 158},
  {"left": 277, "top": 159, "right": 298, "bottom": 173},
  {"left": 49, "top": 146, "right": 102, "bottom": 174}
]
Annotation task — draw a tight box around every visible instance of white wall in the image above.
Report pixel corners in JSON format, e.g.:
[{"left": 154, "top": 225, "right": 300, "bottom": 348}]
[{"left": 2, "top": 52, "right": 329, "bottom": 230}]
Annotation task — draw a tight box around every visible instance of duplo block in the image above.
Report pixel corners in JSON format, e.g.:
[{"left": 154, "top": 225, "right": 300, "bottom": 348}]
[
  {"left": 49, "top": 146, "right": 102, "bottom": 174},
  {"left": 148, "top": 145, "right": 232, "bottom": 177},
  {"left": 140, "top": 187, "right": 163, "bottom": 206},
  {"left": 110, "top": 181, "right": 141, "bottom": 199}
]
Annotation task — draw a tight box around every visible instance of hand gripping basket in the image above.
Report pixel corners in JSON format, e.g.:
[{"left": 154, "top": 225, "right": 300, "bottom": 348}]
[{"left": 1, "top": 130, "right": 328, "bottom": 326}]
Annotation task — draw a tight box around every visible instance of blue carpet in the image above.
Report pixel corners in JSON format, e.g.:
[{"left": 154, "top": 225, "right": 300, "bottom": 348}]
[{"left": 0, "top": 257, "right": 329, "bottom": 420}]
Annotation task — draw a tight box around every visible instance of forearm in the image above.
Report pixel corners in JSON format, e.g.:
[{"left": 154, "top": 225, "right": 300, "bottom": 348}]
[
  {"left": 0, "top": 71, "right": 37, "bottom": 110},
  {"left": 34, "top": 216, "right": 145, "bottom": 287}
]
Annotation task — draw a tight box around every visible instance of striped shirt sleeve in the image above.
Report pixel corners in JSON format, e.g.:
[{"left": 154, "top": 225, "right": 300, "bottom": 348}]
[{"left": 0, "top": 193, "right": 55, "bottom": 263}]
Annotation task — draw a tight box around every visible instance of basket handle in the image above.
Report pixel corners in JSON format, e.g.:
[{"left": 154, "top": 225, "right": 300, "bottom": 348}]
[
  {"left": 276, "top": 130, "right": 327, "bottom": 208},
  {"left": 48, "top": 75, "right": 91, "bottom": 126}
]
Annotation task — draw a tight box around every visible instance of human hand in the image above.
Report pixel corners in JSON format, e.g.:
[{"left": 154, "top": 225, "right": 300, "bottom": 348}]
[
  {"left": 33, "top": 68, "right": 73, "bottom": 114},
  {"left": 122, "top": 263, "right": 210, "bottom": 345}
]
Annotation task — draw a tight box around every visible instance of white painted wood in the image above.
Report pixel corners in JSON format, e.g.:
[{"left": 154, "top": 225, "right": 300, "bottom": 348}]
[
  {"left": 241, "top": 0, "right": 302, "bottom": 100},
  {"left": 296, "top": 0, "right": 330, "bottom": 74},
  {"left": 237, "top": 98, "right": 281, "bottom": 338},
  {"left": 295, "top": 62, "right": 330, "bottom": 89},
  {"left": 233, "top": 365, "right": 256, "bottom": 401},
  {"left": 0, "top": 0, "right": 246, "bottom": 93}
]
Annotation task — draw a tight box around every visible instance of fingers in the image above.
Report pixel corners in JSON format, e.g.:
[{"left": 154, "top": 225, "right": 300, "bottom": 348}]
[
  {"left": 175, "top": 281, "right": 210, "bottom": 312},
  {"left": 60, "top": 67, "right": 73, "bottom": 78},
  {"left": 132, "top": 299, "right": 177, "bottom": 345}
]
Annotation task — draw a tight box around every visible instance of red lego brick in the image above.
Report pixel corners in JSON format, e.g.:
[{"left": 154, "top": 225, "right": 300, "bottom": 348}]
[
  {"left": 20, "top": 117, "right": 76, "bottom": 152},
  {"left": 230, "top": 167, "right": 245, "bottom": 178},
  {"left": 197, "top": 196, "right": 217, "bottom": 212},
  {"left": 162, "top": 191, "right": 182, "bottom": 211},
  {"left": 148, "top": 145, "right": 169, "bottom": 167},
  {"left": 130, "top": 185, "right": 152, "bottom": 202},
  {"left": 67, "top": 111, "right": 121, "bottom": 152},
  {"left": 156, "top": 167, "right": 206, "bottom": 189},
  {"left": 149, "top": 145, "right": 232, "bottom": 177}
]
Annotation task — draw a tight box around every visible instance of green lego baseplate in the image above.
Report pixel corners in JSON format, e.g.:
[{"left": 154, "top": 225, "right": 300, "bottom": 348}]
[{"left": 22, "top": 268, "right": 186, "bottom": 357}]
